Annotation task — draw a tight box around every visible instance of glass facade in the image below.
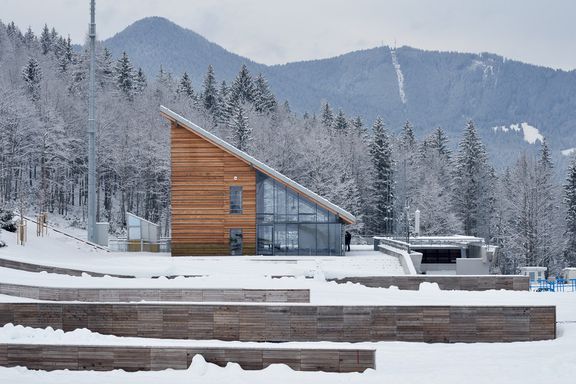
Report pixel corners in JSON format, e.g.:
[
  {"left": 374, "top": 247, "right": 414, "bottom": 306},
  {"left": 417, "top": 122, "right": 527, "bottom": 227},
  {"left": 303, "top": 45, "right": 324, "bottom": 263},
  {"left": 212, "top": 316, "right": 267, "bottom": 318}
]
[{"left": 256, "top": 171, "right": 344, "bottom": 256}]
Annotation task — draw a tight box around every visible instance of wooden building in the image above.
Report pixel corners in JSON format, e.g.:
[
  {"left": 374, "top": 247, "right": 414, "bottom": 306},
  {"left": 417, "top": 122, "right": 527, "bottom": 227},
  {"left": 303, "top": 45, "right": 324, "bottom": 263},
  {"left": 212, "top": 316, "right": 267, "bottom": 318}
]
[{"left": 161, "top": 106, "right": 356, "bottom": 256}]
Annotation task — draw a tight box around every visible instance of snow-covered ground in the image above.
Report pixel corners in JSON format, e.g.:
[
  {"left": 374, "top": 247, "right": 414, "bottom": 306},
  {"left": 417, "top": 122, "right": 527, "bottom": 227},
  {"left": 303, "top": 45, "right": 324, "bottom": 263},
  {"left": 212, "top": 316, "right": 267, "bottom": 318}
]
[
  {"left": 0, "top": 228, "right": 404, "bottom": 278},
  {"left": 1, "top": 226, "right": 575, "bottom": 383}
]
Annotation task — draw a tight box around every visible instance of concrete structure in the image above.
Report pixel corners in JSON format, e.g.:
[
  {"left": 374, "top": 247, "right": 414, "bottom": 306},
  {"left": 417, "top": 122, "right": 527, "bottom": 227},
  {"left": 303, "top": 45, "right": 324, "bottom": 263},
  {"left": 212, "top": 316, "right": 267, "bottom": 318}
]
[
  {"left": 374, "top": 236, "right": 496, "bottom": 275},
  {"left": 161, "top": 106, "right": 355, "bottom": 256}
]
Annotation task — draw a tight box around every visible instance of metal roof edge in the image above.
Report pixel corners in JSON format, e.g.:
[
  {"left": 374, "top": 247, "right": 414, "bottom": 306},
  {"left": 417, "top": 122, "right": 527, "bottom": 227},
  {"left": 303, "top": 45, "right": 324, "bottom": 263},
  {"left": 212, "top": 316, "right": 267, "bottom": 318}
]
[{"left": 160, "top": 105, "right": 356, "bottom": 224}]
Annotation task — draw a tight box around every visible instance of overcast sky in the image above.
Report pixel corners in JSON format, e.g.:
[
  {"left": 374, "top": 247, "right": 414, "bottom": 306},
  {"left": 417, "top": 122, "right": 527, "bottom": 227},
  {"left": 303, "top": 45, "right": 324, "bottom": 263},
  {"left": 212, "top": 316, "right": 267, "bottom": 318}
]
[{"left": 2, "top": 0, "right": 575, "bottom": 70}]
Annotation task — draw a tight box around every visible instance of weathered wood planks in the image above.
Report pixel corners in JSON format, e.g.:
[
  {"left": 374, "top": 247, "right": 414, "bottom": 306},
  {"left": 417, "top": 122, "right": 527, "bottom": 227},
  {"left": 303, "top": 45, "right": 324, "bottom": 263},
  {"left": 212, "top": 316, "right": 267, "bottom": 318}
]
[
  {"left": 171, "top": 122, "right": 256, "bottom": 256},
  {"left": 0, "top": 303, "right": 555, "bottom": 343},
  {"left": 0, "top": 344, "right": 375, "bottom": 372},
  {"left": 0, "top": 282, "right": 310, "bottom": 303},
  {"left": 330, "top": 275, "right": 530, "bottom": 291}
]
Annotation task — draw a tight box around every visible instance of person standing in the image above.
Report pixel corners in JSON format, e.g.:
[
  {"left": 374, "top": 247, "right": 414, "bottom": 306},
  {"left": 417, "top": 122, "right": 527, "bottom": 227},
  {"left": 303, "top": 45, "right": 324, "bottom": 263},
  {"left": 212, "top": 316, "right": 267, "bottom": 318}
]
[{"left": 345, "top": 231, "right": 352, "bottom": 252}]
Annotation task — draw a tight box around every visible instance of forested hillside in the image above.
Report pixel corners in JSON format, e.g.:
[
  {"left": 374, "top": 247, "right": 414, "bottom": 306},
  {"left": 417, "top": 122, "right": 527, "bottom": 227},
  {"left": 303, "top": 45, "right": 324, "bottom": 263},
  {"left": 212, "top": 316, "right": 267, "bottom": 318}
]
[
  {"left": 104, "top": 17, "right": 576, "bottom": 163},
  {"left": 1, "top": 20, "right": 575, "bottom": 273}
]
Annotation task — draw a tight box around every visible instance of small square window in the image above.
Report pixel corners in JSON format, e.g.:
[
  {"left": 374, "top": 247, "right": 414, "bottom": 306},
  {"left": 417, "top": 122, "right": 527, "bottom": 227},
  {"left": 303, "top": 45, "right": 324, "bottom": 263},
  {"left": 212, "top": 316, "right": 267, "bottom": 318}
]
[{"left": 230, "top": 186, "right": 243, "bottom": 214}]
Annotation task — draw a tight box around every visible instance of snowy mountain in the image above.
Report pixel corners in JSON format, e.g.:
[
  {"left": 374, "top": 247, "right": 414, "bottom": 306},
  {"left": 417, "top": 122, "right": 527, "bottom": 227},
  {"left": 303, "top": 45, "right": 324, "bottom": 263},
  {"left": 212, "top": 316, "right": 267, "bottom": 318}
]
[{"left": 104, "top": 17, "right": 576, "bottom": 159}]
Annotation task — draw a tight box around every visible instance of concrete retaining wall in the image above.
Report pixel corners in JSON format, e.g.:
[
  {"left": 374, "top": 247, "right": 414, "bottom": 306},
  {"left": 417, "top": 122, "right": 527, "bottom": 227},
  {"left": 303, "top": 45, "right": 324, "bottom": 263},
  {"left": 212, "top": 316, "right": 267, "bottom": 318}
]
[
  {"left": 0, "top": 303, "right": 555, "bottom": 343},
  {"left": 0, "top": 344, "right": 375, "bottom": 372},
  {"left": 330, "top": 275, "right": 530, "bottom": 291},
  {"left": 0, "top": 282, "right": 310, "bottom": 303}
]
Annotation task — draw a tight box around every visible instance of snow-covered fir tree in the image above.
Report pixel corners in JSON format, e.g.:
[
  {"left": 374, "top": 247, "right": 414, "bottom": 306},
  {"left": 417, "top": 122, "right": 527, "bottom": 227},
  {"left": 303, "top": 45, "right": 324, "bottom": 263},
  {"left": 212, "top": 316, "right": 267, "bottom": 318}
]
[
  {"left": 453, "top": 120, "right": 494, "bottom": 240},
  {"left": 228, "top": 103, "right": 251, "bottom": 152},
  {"left": 253, "top": 73, "right": 276, "bottom": 114},
  {"left": 114, "top": 52, "right": 135, "bottom": 99},
  {"left": 39, "top": 24, "right": 52, "bottom": 55},
  {"left": 176, "top": 72, "right": 195, "bottom": 100},
  {"left": 201, "top": 64, "right": 218, "bottom": 114},
  {"left": 21, "top": 57, "right": 42, "bottom": 101},
  {"left": 368, "top": 117, "right": 394, "bottom": 234},
  {"left": 564, "top": 155, "right": 576, "bottom": 267},
  {"left": 333, "top": 110, "right": 348, "bottom": 134},
  {"left": 229, "top": 64, "right": 254, "bottom": 104},
  {"left": 320, "top": 102, "right": 334, "bottom": 129}
]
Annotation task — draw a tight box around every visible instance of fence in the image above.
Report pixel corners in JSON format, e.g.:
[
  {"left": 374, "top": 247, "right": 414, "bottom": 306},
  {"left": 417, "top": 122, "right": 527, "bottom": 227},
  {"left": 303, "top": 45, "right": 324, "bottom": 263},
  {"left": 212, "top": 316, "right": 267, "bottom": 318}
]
[{"left": 530, "top": 278, "right": 576, "bottom": 292}]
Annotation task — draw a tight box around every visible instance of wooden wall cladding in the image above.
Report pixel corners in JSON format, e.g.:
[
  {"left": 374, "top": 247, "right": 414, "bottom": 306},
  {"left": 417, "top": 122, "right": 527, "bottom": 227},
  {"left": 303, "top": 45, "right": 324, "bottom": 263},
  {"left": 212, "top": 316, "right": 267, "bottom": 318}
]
[
  {"left": 0, "top": 303, "right": 555, "bottom": 343},
  {"left": 0, "top": 344, "right": 375, "bottom": 372},
  {"left": 0, "top": 283, "right": 310, "bottom": 303},
  {"left": 171, "top": 123, "right": 256, "bottom": 256},
  {"left": 330, "top": 275, "right": 530, "bottom": 291}
]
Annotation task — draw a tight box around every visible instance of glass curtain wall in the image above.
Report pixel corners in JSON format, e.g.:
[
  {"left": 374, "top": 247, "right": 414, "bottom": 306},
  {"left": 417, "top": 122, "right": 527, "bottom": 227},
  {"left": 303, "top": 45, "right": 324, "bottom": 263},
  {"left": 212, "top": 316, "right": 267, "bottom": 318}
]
[{"left": 256, "top": 171, "right": 343, "bottom": 256}]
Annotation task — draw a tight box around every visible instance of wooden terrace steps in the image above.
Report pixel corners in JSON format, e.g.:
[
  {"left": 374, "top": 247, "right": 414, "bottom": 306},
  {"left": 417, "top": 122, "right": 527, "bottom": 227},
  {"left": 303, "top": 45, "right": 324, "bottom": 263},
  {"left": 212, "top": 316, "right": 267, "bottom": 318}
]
[
  {"left": 0, "top": 302, "right": 556, "bottom": 343},
  {"left": 330, "top": 275, "right": 530, "bottom": 291},
  {"left": 0, "top": 344, "right": 375, "bottom": 372},
  {"left": 0, "top": 281, "right": 310, "bottom": 303}
]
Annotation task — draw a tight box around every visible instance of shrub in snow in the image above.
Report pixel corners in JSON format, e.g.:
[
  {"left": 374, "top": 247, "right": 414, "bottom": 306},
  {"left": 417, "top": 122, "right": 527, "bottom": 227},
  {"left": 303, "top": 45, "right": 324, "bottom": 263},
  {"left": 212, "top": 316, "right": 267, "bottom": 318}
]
[{"left": 0, "top": 209, "right": 16, "bottom": 232}]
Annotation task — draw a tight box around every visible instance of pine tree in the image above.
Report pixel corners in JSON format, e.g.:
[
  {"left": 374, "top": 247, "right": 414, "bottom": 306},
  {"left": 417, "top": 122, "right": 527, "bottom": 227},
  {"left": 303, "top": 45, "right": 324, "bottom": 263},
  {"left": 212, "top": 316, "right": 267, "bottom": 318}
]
[
  {"left": 333, "top": 110, "right": 348, "bottom": 134},
  {"left": 39, "top": 24, "right": 51, "bottom": 55},
  {"left": 21, "top": 57, "right": 42, "bottom": 101},
  {"left": 453, "top": 120, "right": 494, "bottom": 239},
  {"left": 368, "top": 117, "right": 394, "bottom": 234},
  {"left": 134, "top": 68, "right": 147, "bottom": 93},
  {"left": 176, "top": 72, "right": 195, "bottom": 100},
  {"left": 229, "top": 64, "right": 254, "bottom": 104},
  {"left": 99, "top": 47, "right": 114, "bottom": 85},
  {"left": 351, "top": 116, "right": 367, "bottom": 140},
  {"left": 401, "top": 120, "right": 416, "bottom": 151},
  {"left": 564, "top": 155, "right": 576, "bottom": 267},
  {"left": 23, "top": 27, "right": 36, "bottom": 49},
  {"left": 253, "top": 73, "right": 276, "bottom": 114},
  {"left": 201, "top": 65, "right": 218, "bottom": 114},
  {"left": 57, "top": 36, "right": 73, "bottom": 73},
  {"left": 114, "top": 52, "right": 135, "bottom": 99},
  {"left": 429, "top": 127, "right": 450, "bottom": 157},
  {"left": 320, "top": 102, "right": 334, "bottom": 128},
  {"left": 228, "top": 103, "right": 251, "bottom": 152},
  {"left": 215, "top": 80, "right": 229, "bottom": 123}
]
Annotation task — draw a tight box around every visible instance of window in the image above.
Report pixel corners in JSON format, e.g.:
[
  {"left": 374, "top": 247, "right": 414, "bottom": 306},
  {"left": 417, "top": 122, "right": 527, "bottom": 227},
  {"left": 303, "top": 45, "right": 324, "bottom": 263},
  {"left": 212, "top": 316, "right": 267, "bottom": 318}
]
[{"left": 230, "top": 186, "right": 243, "bottom": 214}]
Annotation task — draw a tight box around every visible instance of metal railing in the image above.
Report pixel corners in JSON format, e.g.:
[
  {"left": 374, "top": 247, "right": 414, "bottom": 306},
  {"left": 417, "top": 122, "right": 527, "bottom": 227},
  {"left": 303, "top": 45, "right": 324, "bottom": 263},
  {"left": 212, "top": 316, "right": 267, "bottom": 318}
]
[{"left": 530, "top": 278, "right": 576, "bottom": 292}]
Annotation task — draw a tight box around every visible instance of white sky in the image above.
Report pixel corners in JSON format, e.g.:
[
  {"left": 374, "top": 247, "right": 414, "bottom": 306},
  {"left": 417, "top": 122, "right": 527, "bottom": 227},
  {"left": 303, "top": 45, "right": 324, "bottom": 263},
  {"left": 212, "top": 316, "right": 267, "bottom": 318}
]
[{"left": 2, "top": 0, "right": 575, "bottom": 70}]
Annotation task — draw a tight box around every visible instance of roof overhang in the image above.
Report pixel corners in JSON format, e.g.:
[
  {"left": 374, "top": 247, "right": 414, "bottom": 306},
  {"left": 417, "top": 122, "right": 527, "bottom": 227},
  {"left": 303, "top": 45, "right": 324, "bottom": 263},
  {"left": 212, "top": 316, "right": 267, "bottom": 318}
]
[{"left": 161, "top": 105, "right": 356, "bottom": 225}]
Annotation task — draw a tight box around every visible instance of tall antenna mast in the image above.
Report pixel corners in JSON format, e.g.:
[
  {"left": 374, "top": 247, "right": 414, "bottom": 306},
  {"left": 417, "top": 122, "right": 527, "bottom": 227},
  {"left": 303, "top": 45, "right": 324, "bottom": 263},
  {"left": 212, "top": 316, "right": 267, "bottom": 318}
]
[{"left": 87, "top": 0, "right": 96, "bottom": 242}]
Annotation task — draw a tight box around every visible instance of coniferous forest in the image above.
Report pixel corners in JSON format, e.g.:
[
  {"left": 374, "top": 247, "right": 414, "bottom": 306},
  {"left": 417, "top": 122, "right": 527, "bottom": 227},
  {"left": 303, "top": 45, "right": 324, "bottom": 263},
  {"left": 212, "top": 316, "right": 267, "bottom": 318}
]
[{"left": 1, "top": 21, "right": 575, "bottom": 274}]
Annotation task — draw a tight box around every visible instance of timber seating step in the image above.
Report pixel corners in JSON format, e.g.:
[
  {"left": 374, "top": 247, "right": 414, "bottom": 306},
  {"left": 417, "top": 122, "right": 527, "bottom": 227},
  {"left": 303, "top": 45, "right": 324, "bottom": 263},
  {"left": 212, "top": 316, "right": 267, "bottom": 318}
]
[
  {"left": 0, "top": 282, "right": 310, "bottom": 303},
  {"left": 0, "top": 343, "right": 375, "bottom": 372},
  {"left": 0, "top": 302, "right": 556, "bottom": 343}
]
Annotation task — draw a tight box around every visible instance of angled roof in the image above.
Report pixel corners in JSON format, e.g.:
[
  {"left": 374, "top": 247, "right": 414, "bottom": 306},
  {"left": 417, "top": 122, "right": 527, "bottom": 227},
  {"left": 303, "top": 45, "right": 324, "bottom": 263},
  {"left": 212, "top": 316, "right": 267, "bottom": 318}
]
[{"left": 160, "top": 105, "right": 356, "bottom": 224}]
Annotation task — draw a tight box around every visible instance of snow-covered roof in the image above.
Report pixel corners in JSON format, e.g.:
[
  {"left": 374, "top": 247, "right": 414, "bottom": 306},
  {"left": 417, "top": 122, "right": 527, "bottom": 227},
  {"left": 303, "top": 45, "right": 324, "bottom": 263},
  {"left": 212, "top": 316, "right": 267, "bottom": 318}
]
[{"left": 160, "top": 106, "right": 356, "bottom": 225}]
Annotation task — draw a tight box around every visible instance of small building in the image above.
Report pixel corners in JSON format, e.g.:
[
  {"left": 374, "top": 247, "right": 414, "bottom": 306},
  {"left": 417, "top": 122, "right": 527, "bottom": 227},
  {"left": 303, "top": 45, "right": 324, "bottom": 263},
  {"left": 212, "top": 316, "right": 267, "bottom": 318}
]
[
  {"left": 520, "top": 266, "right": 547, "bottom": 282},
  {"left": 563, "top": 268, "right": 576, "bottom": 280},
  {"left": 161, "top": 106, "right": 355, "bottom": 256}
]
